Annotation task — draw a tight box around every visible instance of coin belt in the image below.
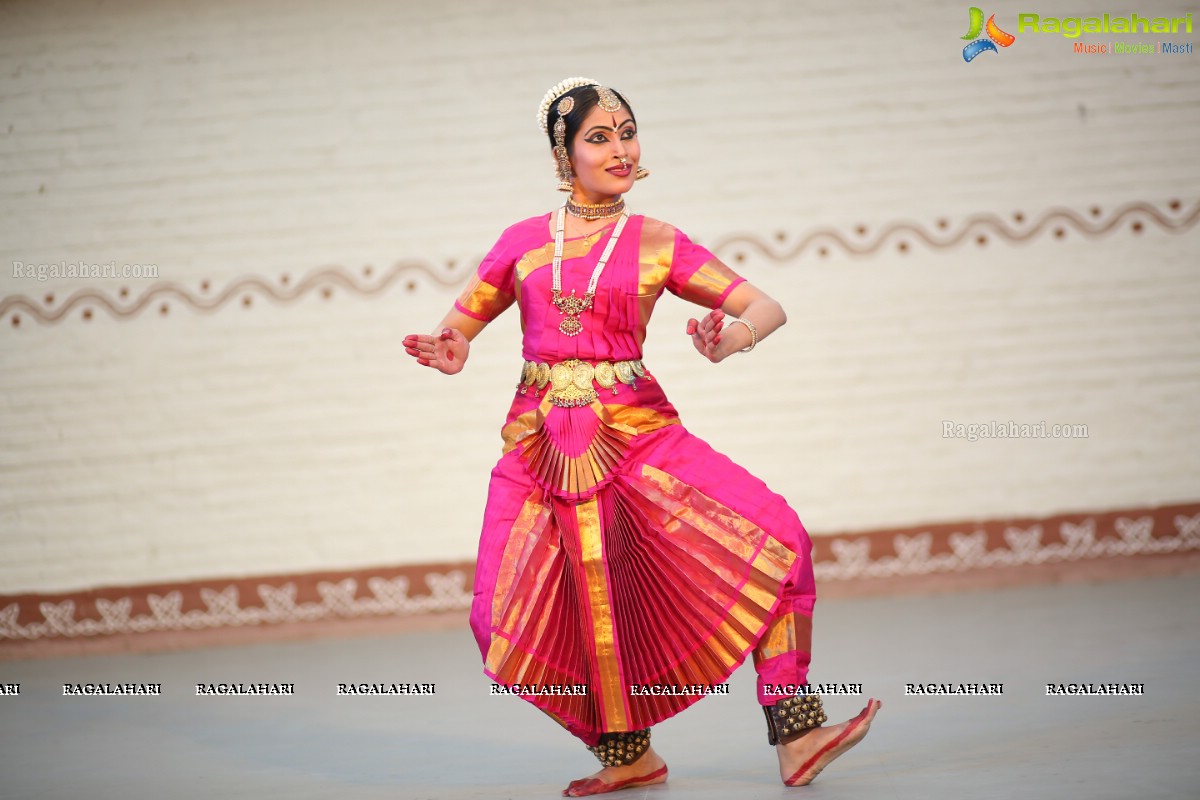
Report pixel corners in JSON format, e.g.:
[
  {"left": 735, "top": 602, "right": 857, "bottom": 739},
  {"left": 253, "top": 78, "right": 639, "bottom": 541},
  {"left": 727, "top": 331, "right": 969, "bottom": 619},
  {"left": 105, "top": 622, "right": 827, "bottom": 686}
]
[{"left": 518, "top": 358, "right": 649, "bottom": 408}]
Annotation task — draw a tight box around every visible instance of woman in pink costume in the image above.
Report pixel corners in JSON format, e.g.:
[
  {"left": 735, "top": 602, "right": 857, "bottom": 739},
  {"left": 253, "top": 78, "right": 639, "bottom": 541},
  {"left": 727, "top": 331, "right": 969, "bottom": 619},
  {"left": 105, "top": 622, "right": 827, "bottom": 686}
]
[{"left": 404, "top": 78, "right": 880, "bottom": 796}]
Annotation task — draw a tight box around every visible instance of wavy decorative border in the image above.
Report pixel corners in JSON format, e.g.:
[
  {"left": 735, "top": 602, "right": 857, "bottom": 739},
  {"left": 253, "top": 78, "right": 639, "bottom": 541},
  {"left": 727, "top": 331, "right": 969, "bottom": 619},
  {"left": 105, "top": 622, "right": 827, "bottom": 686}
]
[
  {"left": 1, "top": 502, "right": 1195, "bottom": 649},
  {"left": 2, "top": 260, "right": 465, "bottom": 328},
  {"left": 813, "top": 503, "right": 1200, "bottom": 581},
  {"left": 4, "top": 199, "right": 1196, "bottom": 328},
  {"left": 0, "top": 563, "right": 473, "bottom": 643},
  {"left": 711, "top": 198, "right": 1198, "bottom": 264}
]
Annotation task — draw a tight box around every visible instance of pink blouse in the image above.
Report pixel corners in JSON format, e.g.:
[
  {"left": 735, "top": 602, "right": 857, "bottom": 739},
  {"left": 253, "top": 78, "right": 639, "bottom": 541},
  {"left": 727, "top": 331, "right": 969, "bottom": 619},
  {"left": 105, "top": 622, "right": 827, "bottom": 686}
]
[
  {"left": 455, "top": 213, "right": 746, "bottom": 464},
  {"left": 455, "top": 213, "right": 744, "bottom": 364}
]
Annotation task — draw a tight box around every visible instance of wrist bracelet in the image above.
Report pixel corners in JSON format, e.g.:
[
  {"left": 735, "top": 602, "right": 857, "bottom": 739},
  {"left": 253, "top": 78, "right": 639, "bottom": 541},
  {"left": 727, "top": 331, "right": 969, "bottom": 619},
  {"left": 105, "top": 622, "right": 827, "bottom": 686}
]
[{"left": 726, "top": 317, "right": 758, "bottom": 352}]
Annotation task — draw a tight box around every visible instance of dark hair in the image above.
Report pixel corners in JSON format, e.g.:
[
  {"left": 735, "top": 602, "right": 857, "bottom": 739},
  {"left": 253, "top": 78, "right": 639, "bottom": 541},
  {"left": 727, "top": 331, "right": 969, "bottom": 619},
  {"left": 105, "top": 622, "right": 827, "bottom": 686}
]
[{"left": 545, "top": 85, "right": 636, "bottom": 155}]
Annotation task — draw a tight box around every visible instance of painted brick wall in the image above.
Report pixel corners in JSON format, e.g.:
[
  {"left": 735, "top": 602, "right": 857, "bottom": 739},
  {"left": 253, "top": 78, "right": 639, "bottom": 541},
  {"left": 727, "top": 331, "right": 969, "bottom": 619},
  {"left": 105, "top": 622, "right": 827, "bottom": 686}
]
[{"left": 1, "top": 0, "right": 1197, "bottom": 593}]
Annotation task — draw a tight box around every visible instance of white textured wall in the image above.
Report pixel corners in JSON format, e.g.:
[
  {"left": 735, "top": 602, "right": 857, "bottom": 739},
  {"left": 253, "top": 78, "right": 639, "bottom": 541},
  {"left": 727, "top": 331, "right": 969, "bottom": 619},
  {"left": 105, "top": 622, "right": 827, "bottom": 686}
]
[{"left": 1, "top": 0, "right": 1197, "bottom": 593}]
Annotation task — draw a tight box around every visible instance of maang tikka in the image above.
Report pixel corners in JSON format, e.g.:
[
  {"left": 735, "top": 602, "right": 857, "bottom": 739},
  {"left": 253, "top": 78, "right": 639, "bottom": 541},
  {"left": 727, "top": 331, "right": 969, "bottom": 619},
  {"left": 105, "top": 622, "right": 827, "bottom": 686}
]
[
  {"left": 553, "top": 96, "right": 575, "bottom": 192},
  {"left": 595, "top": 85, "right": 622, "bottom": 113}
]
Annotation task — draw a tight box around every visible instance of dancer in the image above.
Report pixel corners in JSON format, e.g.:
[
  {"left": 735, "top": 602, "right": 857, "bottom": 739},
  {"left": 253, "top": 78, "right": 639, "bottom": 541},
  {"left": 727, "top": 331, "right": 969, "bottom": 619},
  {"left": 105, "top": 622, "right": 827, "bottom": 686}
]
[{"left": 404, "top": 77, "right": 880, "bottom": 796}]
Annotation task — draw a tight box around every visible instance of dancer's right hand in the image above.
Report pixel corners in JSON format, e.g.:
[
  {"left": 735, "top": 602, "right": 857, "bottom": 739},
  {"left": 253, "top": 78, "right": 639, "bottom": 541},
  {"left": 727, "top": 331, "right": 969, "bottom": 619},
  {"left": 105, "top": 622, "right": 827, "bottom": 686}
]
[{"left": 403, "top": 328, "right": 469, "bottom": 375}]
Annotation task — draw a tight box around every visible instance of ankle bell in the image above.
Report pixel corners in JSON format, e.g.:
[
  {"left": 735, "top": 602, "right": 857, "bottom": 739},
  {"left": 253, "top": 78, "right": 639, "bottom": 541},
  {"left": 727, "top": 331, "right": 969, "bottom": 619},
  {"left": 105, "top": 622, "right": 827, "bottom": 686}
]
[
  {"left": 587, "top": 728, "right": 651, "bottom": 767},
  {"left": 764, "top": 693, "right": 828, "bottom": 745}
]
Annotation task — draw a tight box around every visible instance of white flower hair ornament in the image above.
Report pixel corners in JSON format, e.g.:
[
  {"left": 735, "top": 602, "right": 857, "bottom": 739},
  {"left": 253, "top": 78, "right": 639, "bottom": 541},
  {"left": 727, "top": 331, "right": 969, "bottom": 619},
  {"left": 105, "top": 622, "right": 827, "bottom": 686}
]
[{"left": 537, "top": 77, "right": 600, "bottom": 135}]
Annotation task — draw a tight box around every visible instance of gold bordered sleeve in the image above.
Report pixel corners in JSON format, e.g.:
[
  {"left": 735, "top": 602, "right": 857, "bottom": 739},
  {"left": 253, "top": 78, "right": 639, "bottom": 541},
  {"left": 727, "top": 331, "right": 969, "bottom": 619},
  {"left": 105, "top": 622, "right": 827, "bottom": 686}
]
[
  {"left": 664, "top": 228, "right": 746, "bottom": 309},
  {"left": 454, "top": 233, "right": 517, "bottom": 322}
]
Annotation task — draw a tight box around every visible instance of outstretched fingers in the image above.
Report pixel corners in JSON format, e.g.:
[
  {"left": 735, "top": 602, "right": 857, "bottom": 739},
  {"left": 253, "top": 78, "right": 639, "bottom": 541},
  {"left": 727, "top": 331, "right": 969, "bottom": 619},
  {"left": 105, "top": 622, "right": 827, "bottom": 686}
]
[{"left": 403, "top": 334, "right": 438, "bottom": 367}]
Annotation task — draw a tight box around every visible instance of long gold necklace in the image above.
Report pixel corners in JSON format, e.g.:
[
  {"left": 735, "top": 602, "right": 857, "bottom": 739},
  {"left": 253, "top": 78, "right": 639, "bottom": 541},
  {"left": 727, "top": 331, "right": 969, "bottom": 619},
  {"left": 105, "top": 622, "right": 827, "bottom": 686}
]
[{"left": 550, "top": 202, "right": 629, "bottom": 336}]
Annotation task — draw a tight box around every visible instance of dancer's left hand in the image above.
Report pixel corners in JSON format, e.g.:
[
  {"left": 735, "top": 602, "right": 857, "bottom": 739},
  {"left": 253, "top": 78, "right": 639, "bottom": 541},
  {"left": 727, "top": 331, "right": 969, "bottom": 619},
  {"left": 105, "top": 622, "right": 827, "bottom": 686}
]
[{"left": 686, "top": 309, "right": 726, "bottom": 363}]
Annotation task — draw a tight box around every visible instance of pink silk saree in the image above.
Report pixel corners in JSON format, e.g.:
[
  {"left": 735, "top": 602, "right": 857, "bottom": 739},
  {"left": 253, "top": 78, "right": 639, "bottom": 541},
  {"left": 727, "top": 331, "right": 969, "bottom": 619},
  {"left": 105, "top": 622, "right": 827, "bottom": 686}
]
[{"left": 457, "top": 213, "right": 815, "bottom": 745}]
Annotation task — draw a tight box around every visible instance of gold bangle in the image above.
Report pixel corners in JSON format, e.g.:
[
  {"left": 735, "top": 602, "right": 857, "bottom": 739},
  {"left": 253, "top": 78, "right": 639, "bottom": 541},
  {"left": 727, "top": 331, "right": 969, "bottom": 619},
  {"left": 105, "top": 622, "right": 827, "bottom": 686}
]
[{"left": 726, "top": 317, "right": 758, "bottom": 352}]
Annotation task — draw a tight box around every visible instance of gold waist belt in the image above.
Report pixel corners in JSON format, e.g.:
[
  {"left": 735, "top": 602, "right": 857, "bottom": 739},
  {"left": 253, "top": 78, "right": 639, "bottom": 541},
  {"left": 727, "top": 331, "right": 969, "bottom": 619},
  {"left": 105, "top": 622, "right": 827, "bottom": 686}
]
[{"left": 518, "top": 358, "right": 650, "bottom": 408}]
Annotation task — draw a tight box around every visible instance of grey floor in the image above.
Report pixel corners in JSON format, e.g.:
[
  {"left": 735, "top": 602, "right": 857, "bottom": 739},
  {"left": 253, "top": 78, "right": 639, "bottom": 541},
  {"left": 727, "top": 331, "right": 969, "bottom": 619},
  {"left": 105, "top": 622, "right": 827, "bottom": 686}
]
[{"left": 1, "top": 573, "right": 1198, "bottom": 800}]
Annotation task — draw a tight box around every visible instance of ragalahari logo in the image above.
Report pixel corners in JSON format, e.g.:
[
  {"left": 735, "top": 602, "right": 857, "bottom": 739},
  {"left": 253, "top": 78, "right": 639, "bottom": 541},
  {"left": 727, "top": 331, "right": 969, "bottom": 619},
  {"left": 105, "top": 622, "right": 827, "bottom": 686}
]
[{"left": 962, "top": 7, "right": 1016, "bottom": 61}]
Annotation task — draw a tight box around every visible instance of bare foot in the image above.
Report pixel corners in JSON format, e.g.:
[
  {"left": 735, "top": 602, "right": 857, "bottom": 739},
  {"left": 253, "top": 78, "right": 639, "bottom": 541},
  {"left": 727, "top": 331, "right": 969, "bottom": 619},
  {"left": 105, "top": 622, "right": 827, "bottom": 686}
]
[
  {"left": 776, "top": 698, "right": 881, "bottom": 786},
  {"left": 562, "top": 746, "right": 668, "bottom": 797}
]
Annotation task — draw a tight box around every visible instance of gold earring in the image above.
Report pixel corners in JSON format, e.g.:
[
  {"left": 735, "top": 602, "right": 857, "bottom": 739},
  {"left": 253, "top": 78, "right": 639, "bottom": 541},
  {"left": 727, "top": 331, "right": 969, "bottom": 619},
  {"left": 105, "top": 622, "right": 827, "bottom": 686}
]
[
  {"left": 553, "top": 97, "right": 575, "bottom": 192},
  {"left": 556, "top": 161, "right": 574, "bottom": 192},
  {"left": 554, "top": 143, "right": 574, "bottom": 191},
  {"left": 635, "top": 166, "right": 650, "bottom": 181}
]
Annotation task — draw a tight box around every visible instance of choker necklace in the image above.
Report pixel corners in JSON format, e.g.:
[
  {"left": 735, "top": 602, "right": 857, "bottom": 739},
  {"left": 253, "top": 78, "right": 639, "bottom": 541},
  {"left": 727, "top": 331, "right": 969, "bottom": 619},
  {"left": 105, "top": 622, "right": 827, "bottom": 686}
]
[
  {"left": 565, "top": 196, "right": 626, "bottom": 220},
  {"left": 551, "top": 201, "right": 629, "bottom": 336}
]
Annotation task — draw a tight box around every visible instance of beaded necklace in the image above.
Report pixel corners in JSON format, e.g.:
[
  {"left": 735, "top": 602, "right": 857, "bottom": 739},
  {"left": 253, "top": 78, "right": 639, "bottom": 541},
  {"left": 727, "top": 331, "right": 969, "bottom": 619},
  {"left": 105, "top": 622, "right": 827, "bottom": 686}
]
[{"left": 550, "top": 202, "right": 629, "bottom": 336}]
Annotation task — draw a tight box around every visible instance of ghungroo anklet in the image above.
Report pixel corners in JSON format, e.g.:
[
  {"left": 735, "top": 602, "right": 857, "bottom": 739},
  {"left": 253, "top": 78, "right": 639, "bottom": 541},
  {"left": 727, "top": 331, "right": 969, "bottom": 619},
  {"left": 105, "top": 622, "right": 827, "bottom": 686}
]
[
  {"left": 587, "top": 728, "right": 651, "bottom": 767},
  {"left": 764, "top": 694, "right": 827, "bottom": 745}
]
